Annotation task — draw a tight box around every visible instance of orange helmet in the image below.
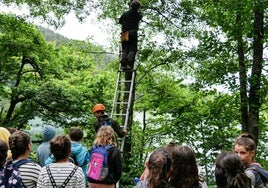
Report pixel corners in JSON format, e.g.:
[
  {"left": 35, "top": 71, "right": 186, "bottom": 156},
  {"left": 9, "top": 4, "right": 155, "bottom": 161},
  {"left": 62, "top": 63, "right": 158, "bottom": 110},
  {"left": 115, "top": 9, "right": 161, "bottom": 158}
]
[{"left": 92, "top": 103, "right": 106, "bottom": 113}]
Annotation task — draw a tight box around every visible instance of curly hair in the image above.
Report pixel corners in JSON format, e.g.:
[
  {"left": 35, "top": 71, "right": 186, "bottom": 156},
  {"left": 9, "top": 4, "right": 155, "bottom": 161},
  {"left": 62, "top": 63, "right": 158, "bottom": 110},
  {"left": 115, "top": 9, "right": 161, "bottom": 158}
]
[
  {"left": 0, "top": 140, "right": 8, "bottom": 168},
  {"left": 50, "top": 135, "right": 71, "bottom": 162},
  {"left": 147, "top": 147, "right": 172, "bottom": 188},
  {"left": 215, "top": 151, "right": 251, "bottom": 188},
  {"left": 9, "top": 131, "right": 31, "bottom": 159},
  {"left": 93, "top": 126, "right": 117, "bottom": 147},
  {"left": 169, "top": 145, "right": 203, "bottom": 188}
]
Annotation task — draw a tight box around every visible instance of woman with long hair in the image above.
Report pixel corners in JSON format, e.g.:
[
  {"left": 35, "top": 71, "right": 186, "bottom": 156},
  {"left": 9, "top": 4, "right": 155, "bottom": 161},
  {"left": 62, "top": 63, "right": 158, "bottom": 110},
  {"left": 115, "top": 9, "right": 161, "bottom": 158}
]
[
  {"left": 169, "top": 145, "right": 207, "bottom": 188},
  {"left": 215, "top": 151, "right": 251, "bottom": 188},
  {"left": 135, "top": 147, "right": 173, "bottom": 188}
]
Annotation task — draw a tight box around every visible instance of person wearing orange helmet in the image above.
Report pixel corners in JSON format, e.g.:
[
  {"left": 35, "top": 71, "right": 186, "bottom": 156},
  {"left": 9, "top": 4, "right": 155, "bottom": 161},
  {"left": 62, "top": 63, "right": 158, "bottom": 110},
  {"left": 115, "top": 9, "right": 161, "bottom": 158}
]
[{"left": 92, "top": 103, "right": 127, "bottom": 138}]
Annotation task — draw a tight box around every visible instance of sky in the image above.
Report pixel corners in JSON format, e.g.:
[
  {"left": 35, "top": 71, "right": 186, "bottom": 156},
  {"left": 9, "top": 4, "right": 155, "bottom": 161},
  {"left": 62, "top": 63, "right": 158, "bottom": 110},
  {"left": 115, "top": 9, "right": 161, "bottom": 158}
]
[
  {"left": 49, "top": 13, "right": 111, "bottom": 46},
  {"left": 0, "top": 4, "right": 111, "bottom": 47}
]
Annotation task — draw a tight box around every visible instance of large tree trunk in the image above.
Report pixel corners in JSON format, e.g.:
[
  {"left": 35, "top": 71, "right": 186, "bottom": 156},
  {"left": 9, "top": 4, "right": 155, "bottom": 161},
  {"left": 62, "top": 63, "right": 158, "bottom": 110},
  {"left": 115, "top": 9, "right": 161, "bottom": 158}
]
[
  {"left": 248, "top": 4, "right": 264, "bottom": 145},
  {"left": 236, "top": 11, "right": 249, "bottom": 132}
]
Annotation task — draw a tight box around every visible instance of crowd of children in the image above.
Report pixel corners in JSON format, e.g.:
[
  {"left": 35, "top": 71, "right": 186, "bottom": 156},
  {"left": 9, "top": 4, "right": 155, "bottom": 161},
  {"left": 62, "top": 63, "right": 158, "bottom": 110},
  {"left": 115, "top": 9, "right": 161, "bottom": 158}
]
[{"left": 1, "top": 120, "right": 267, "bottom": 188}]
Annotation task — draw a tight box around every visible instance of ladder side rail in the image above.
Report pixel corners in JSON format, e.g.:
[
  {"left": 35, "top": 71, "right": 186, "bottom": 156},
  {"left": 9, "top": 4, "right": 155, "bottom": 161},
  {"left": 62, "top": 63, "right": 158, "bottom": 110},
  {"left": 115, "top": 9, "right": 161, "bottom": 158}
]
[{"left": 111, "top": 70, "right": 123, "bottom": 117}]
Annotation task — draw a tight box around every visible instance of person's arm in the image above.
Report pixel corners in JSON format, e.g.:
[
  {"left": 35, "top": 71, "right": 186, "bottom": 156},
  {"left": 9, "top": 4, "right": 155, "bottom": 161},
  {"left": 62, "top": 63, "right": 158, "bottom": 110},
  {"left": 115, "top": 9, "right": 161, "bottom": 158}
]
[
  {"left": 45, "top": 154, "right": 55, "bottom": 165},
  {"left": 111, "top": 148, "right": 122, "bottom": 183},
  {"left": 112, "top": 119, "right": 126, "bottom": 138},
  {"left": 245, "top": 169, "right": 256, "bottom": 188}
]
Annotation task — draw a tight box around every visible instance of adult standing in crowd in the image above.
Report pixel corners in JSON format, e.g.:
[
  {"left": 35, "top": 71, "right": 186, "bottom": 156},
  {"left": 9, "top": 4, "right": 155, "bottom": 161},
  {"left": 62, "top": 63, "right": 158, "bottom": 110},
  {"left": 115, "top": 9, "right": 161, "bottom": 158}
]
[
  {"left": 92, "top": 103, "right": 127, "bottom": 138},
  {"left": 119, "top": 0, "right": 143, "bottom": 70}
]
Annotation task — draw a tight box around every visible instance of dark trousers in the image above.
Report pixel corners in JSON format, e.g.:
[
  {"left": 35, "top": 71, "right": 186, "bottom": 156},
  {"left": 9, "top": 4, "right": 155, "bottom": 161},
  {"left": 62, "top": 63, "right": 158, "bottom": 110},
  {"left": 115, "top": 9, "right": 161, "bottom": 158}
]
[{"left": 121, "top": 31, "right": 138, "bottom": 66}]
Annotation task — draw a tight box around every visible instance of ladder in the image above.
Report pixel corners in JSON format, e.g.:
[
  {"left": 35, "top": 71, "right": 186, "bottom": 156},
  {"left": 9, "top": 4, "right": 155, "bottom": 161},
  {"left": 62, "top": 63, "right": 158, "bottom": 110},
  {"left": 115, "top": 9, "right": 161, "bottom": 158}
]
[
  {"left": 111, "top": 48, "right": 138, "bottom": 152},
  {"left": 111, "top": 34, "right": 143, "bottom": 188},
  {"left": 111, "top": 33, "right": 143, "bottom": 152}
]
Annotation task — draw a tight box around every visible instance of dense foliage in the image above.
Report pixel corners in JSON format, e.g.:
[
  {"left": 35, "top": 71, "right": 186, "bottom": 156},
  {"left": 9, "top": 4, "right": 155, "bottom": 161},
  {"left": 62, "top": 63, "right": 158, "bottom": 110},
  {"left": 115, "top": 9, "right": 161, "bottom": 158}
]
[{"left": 0, "top": 0, "right": 268, "bottom": 187}]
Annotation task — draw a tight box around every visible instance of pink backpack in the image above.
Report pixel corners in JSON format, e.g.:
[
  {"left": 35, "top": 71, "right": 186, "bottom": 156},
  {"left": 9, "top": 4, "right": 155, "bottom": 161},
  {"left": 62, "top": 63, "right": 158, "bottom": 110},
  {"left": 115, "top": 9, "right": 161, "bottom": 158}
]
[{"left": 87, "top": 145, "right": 113, "bottom": 181}]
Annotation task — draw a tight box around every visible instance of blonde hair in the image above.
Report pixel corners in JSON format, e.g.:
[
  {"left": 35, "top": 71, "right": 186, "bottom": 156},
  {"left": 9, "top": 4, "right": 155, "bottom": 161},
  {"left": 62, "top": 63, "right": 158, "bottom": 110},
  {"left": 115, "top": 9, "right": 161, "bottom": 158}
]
[{"left": 93, "top": 126, "right": 117, "bottom": 147}]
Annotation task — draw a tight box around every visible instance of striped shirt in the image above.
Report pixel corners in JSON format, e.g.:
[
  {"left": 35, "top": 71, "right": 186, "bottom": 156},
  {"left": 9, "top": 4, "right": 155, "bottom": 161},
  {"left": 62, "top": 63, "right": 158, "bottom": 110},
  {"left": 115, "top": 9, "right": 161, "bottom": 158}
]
[
  {"left": 17, "top": 161, "right": 41, "bottom": 188},
  {"left": 37, "top": 162, "right": 85, "bottom": 188}
]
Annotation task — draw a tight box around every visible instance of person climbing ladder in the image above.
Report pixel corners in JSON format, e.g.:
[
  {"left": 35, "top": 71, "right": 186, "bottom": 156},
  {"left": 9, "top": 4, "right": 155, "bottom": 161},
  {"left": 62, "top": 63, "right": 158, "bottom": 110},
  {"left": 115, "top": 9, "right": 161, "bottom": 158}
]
[{"left": 119, "top": 0, "right": 143, "bottom": 70}]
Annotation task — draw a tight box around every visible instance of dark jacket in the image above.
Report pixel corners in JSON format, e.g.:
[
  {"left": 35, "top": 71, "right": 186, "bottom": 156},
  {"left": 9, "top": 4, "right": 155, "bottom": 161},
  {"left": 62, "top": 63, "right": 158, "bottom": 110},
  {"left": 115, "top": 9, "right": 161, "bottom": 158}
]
[
  {"left": 94, "top": 117, "right": 125, "bottom": 138},
  {"left": 119, "top": 8, "right": 142, "bottom": 32},
  {"left": 88, "top": 146, "right": 122, "bottom": 185}
]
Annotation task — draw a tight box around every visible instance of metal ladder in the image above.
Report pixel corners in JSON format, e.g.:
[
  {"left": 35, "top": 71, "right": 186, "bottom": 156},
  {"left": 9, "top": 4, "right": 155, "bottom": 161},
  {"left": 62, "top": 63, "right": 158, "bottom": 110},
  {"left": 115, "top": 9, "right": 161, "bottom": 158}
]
[
  {"left": 111, "top": 49, "right": 138, "bottom": 152},
  {"left": 111, "top": 34, "right": 143, "bottom": 188}
]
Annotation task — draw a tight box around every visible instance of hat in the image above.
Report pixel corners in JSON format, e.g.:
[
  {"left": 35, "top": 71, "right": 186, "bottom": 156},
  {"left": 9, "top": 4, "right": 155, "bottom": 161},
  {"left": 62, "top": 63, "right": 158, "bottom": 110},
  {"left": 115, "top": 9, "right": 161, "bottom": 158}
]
[
  {"left": 42, "top": 125, "right": 56, "bottom": 142},
  {"left": 0, "top": 127, "right": 11, "bottom": 143}
]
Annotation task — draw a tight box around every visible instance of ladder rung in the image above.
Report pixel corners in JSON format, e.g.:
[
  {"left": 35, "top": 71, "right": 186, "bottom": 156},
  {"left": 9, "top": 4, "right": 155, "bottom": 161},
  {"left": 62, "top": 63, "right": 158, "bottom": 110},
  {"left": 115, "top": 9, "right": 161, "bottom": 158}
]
[
  {"left": 114, "top": 101, "right": 128, "bottom": 104},
  {"left": 119, "top": 80, "right": 132, "bottom": 83},
  {"left": 112, "top": 113, "right": 127, "bottom": 116},
  {"left": 117, "top": 90, "right": 130, "bottom": 93}
]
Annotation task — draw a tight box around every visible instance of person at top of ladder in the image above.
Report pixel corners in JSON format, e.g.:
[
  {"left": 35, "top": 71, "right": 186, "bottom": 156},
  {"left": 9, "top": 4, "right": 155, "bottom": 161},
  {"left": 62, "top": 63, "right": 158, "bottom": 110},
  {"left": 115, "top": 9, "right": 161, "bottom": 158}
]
[
  {"left": 92, "top": 103, "right": 127, "bottom": 138},
  {"left": 119, "top": 0, "right": 143, "bottom": 70}
]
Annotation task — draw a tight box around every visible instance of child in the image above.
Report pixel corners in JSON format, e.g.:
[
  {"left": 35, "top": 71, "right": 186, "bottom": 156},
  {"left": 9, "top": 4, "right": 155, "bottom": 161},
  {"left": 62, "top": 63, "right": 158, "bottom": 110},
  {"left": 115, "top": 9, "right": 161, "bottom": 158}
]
[
  {"left": 0, "top": 140, "right": 8, "bottom": 169},
  {"left": 36, "top": 125, "right": 56, "bottom": 167},
  {"left": 88, "top": 126, "right": 122, "bottom": 188},
  {"left": 168, "top": 145, "right": 207, "bottom": 188},
  {"left": 135, "top": 147, "right": 173, "bottom": 188},
  {"left": 233, "top": 133, "right": 266, "bottom": 188},
  {"left": 37, "top": 135, "right": 85, "bottom": 187},
  {"left": 68, "top": 127, "right": 90, "bottom": 178},
  {"left": 215, "top": 150, "right": 251, "bottom": 188},
  {"left": 45, "top": 127, "right": 89, "bottom": 181},
  {"left": 9, "top": 131, "right": 41, "bottom": 187}
]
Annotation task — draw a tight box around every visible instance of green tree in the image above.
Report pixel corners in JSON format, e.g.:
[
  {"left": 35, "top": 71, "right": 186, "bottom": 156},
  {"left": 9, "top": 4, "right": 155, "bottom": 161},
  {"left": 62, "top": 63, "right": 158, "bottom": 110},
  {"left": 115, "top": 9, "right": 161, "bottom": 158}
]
[{"left": 0, "top": 14, "right": 116, "bottom": 130}]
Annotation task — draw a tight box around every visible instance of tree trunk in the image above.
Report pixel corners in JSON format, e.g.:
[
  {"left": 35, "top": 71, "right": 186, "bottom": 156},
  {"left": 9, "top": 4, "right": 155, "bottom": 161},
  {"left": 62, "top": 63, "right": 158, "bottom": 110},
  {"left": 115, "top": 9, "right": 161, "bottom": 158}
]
[
  {"left": 248, "top": 3, "right": 264, "bottom": 145},
  {"left": 236, "top": 11, "right": 249, "bottom": 132}
]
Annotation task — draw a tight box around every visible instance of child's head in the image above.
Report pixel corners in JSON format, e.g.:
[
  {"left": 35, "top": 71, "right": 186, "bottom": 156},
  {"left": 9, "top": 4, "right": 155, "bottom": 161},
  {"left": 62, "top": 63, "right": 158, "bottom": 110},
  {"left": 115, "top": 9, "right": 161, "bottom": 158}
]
[
  {"left": 68, "top": 127, "right": 83, "bottom": 142},
  {"left": 9, "top": 131, "right": 31, "bottom": 160},
  {"left": 233, "top": 133, "right": 256, "bottom": 167},
  {"left": 147, "top": 147, "right": 172, "bottom": 188},
  {"left": 42, "top": 125, "right": 56, "bottom": 142},
  {"left": 169, "top": 145, "right": 200, "bottom": 187},
  {"left": 50, "top": 135, "right": 71, "bottom": 162},
  {"left": 215, "top": 151, "right": 251, "bottom": 188},
  {"left": 0, "top": 140, "right": 8, "bottom": 168},
  {"left": 93, "top": 126, "right": 117, "bottom": 147}
]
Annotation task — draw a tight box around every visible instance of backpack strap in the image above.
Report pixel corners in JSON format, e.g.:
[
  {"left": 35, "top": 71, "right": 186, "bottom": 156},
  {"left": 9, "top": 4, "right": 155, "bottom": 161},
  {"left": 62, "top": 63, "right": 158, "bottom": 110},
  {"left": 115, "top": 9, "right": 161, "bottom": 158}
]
[
  {"left": 13, "top": 159, "right": 33, "bottom": 168},
  {"left": 46, "top": 166, "right": 57, "bottom": 187},
  {"left": 103, "top": 145, "right": 114, "bottom": 167},
  {"left": 61, "top": 166, "right": 78, "bottom": 187},
  {"left": 46, "top": 165, "right": 78, "bottom": 188}
]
